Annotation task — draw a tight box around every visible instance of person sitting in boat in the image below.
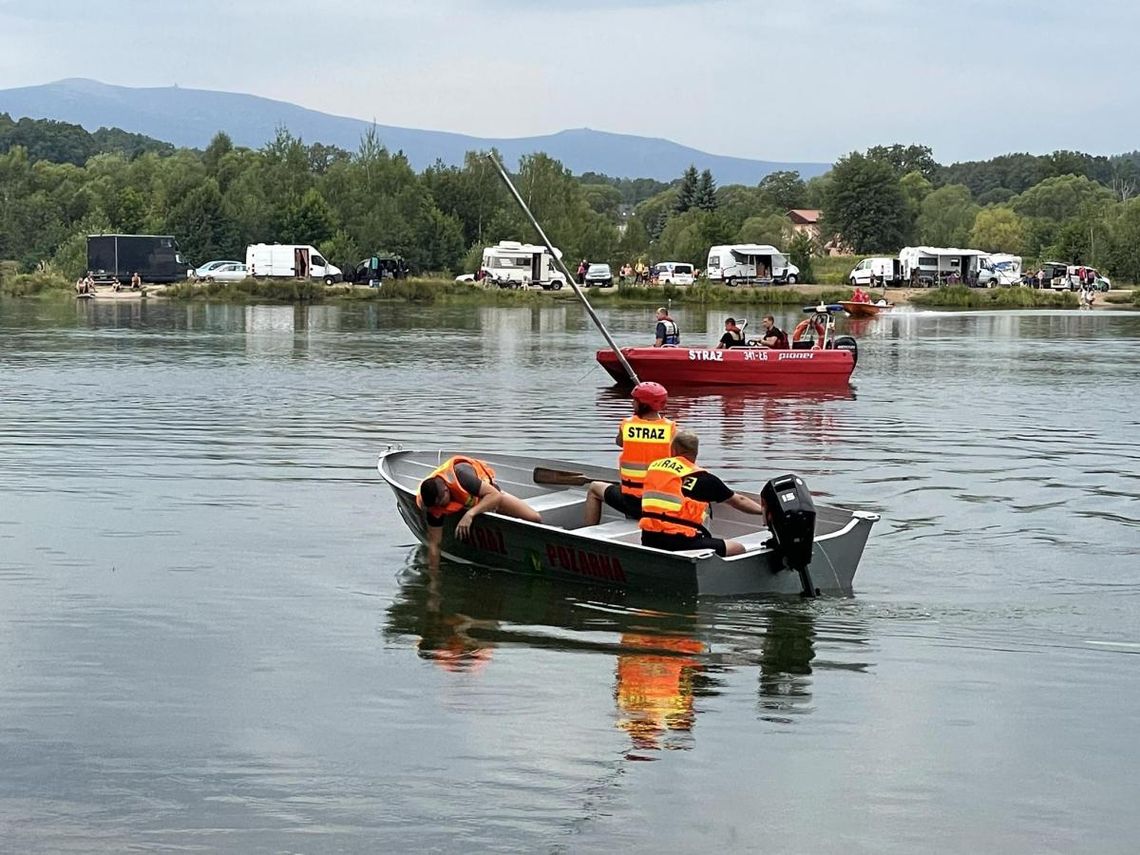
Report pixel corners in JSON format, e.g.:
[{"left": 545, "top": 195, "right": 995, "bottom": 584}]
[
  {"left": 716, "top": 317, "right": 747, "bottom": 349},
  {"left": 851, "top": 287, "right": 871, "bottom": 303},
  {"left": 417, "top": 456, "right": 542, "bottom": 568},
  {"left": 584, "top": 381, "right": 675, "bottom": 526},
  {"left": 639, "top": 430, "right": 767, "bottom": 557},
  {"left": 755, "top": 315, "right": 789, "bottom": 349},
  {"left": 654, "top": 307, "right": 680, "bottom": 346}
]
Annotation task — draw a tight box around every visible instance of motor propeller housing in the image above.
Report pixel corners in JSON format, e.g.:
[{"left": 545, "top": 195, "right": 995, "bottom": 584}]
[{"left": 760, "top": 474, "right": 817, "bottom": 571}]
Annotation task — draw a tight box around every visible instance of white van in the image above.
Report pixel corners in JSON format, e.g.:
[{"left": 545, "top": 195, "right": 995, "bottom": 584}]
[
  {"left": 246, "top": 244, "right": 342, "bottom": 284},
  {"left": 479, "top": 240, "right": 566, "bottom": 290},
  {"left": 978, "top": 254, "right": 1023, "bottom": 287},
  {"left": 654, "top": 261, "right": 694, "bottom": 285},
  {"left": 706, "top": 244, "right": 799, "bottom": 285},
  {"left": 849, "top": 257, "right": 899, "bottom": 286}
]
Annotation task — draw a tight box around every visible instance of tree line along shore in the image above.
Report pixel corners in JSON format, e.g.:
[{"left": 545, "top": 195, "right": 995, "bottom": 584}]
[{"left": 1, "top": 114, "right": 1140, "bottom": 297}]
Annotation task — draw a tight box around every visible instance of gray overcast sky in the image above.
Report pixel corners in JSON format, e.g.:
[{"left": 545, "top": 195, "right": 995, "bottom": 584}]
[{"left": 1, "top": 0, "right": 1136, "bottom": 163}]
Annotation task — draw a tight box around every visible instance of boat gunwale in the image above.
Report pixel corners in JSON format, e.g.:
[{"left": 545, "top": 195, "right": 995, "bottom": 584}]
[{"left": 377, "top": 449, "right": 876, "bottom": 566}]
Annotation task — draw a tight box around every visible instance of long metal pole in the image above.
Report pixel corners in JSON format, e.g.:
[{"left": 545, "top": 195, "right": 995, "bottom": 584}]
[{"left": 486, "top": 154, "right": 640, "bottom": 385}]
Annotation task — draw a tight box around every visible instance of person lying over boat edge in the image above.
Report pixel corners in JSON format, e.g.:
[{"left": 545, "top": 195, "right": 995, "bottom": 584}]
[
  {"left": 584, "top": 382, "right": 675, "bottom": 526},
  {"left": 640, "top": 429, "right": 767, "bottom": 557},
  {"left": 418, "top": 456, "right": 542, "bottom": 568}
]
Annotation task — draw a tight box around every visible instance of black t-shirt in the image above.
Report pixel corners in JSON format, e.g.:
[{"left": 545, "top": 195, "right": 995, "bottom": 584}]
[
  {"left": 426, "top": 462, "right": 485, "bottom": 527},
  {"left": 683, "top": 470, "right": 734, "bottom": 504},
  {"left": 761, "top": 326, "right": 788, "bottom": 349},
  {"left": 719, "top": 330, "right": 745, "bottom": 348}
]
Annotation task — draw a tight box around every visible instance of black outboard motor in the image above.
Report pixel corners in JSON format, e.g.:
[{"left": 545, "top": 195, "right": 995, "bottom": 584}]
[
  {"left": 761, "top": 474, "right": 819, "bottom": 597},
  {"left": 828, "top": 335, "right": 858, "bottom": 367}
]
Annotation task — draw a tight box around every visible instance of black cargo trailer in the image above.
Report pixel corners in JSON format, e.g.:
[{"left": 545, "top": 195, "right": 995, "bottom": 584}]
[{"left": 86, "top": 235, "right": 188, "bottom": 284}]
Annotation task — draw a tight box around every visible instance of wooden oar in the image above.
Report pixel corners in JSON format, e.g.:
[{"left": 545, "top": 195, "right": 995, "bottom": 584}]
[{"left": 533, "top": 467, "right": 593, "bottom": 486}]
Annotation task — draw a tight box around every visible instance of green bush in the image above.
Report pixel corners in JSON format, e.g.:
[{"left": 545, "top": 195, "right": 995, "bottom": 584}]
[
  {"left": 0, "top": 270, "right": 72, "bottom": 296},
  {"left": 810, "top": 255, "right": 858, "bottom": 285}
]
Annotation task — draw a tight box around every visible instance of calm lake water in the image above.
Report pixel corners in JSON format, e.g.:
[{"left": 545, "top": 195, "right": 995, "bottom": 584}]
[{"left": 1, "top": 297, "right": 1138, "bottom": 853}]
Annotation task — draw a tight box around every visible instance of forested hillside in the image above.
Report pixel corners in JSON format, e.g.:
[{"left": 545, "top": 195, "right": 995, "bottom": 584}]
[{"left": 2, "top": 116, "right": 1139, "bottom": 283}]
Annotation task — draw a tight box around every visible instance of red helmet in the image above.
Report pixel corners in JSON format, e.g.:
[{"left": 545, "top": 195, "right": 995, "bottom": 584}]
[{"left": 631, "top": 382, "right": 668, "bottom": 410}]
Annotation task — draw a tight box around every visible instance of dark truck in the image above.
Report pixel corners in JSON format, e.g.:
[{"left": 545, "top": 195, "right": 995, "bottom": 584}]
[
  {"left": 347, "top": 253, "right": 410, "bottom": 286},
  {"left": 86, "top": 234, "right": 188, "bottom": 284}
]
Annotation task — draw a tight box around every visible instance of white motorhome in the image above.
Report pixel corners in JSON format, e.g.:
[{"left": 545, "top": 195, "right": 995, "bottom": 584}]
[
  {"left": 706, "top": 244, "right": 799, "bottom": 285},
  {"left": 246, "top": 244, "right": 342, "bottom": 284},
  {"left": 898, "top": 246, "right": 987, "bottom": 287},
  {"left": 849, "top": 256, "right": 901, "bottom": 286},
  {"left": 978, "top": 253, "right": 1023, "bottom": 287},
  {"left": 480, "top": 240, "right": 566, "bottom": 290}
]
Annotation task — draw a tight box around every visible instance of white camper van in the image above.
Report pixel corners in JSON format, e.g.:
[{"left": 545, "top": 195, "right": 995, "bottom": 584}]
[
  {"left": 897, "top": 246, "right": 986, "bottom": 287},
  {"left": 246, "top": 244, "right": 342, "bottom": 284},
  {"left": 480, "top": 240, "right": 565, "bottom": 290},
  {"left": 978, "top": 253, "right": 1023, "bottom": 287},
  {"left": 706, "top": 244, "right": 799, "bottom": 285},
  {"left": 849, "top": 257, "right": 900, "bottom": 286}
]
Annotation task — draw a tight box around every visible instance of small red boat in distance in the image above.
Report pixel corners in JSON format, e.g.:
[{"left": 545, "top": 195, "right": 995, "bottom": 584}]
[{"left": 837, "top": 300, "right": 893, "bottom": 318}]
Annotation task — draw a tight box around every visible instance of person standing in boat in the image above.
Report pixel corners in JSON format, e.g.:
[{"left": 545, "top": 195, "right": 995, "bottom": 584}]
[
  {"left": 583, "top": 382, "right": 675, "bottom": 526},
  {"left": 639, "top": 430, "right": 767, "bottom": 557},
  {"left": 654, "top": 307, "right": 680, "bottom": 346},
  {"left": 417, "top": 456, "right": 542, "bottom": 568}
]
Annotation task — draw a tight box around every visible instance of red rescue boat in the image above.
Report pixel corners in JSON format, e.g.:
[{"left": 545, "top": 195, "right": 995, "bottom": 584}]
[
  {"left": 597, "top": 304, "right": 857, "bottom": 388},
  {"left": 596, "top": 344, "right": 855, "bottom": 388}
]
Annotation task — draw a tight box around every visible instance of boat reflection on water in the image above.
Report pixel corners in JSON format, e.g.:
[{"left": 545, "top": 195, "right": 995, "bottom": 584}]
[
  {"left": 614, "top": 631, "right": 704, "bottom": 756},
  {"left": 385, "top": 553, "right": 871, "bottom": 755},
  {"left": 595, "top": 385, "right": 856, "bottom": 450}
]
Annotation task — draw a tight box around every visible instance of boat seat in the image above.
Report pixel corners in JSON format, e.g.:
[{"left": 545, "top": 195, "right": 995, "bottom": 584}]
[
  {"left": 575, "top": 519, "right": 641, "bottom": 541},
  {"left": 525, "top": 490, "right": 586, "bottom": 513},
  {"left": 732, "top": 530, "right": 773, "bottom": 552}
]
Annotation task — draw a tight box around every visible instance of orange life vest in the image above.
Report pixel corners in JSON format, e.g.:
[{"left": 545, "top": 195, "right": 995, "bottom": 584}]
[
  {"left": 416, "top": 456, "right": 496, "bottom": 516},
  {"left": 618, "top": 416, "right": 675, "bottom": 498},
  {"left": 639, "top": 456, "right": 710, "bottom": 537}
]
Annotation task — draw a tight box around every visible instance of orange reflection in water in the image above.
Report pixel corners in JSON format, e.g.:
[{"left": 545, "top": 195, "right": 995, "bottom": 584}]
[{"left": 614, "top": 633, "right": 705, "bottom": 756}]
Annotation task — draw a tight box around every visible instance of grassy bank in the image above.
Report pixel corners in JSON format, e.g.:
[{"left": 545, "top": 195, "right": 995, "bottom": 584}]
[
  {"left": 1105, "top": 289, "right": 1140, "bottom": 306},
  {"left": 163, "top": 277, "right": 556, "bottom": 304},
  {"left": 161, "top": 277, "right": 854, "bottom": 307},
  {"left": 909, "top": 286, "right": 1078, "bottom": 308}
]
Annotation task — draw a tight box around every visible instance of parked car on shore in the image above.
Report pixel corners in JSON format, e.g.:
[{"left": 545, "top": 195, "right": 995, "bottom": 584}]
[
  {"left": 653, "top": 261, "right": 694, "bottom": 285},
  {"left": 192, "top": 260, "right": 243, "bottom": 281},
  {"left": 584, "top": 263, "right": 613, "bottom": 287},
  {"left": 201, "top": 262, "right": 249, "bottom": 283}
]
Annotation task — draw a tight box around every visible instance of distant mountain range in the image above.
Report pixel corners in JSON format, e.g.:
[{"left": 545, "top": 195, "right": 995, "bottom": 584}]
[{"left": 0, "top": 78, "right": 830, "bottom": 183}]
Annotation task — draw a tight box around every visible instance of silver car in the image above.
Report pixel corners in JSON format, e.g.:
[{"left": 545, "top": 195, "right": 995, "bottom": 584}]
[{"left": 201, "top": 262, "right": 249, "bottom": 283}]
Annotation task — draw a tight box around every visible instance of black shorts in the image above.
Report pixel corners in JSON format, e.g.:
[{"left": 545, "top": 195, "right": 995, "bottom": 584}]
[
  {"left": 641, "top": 529, "right": 728, "bottom": 557},
  {"left": 603, "top": 483, "right": 643, "bottom": 519}
]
